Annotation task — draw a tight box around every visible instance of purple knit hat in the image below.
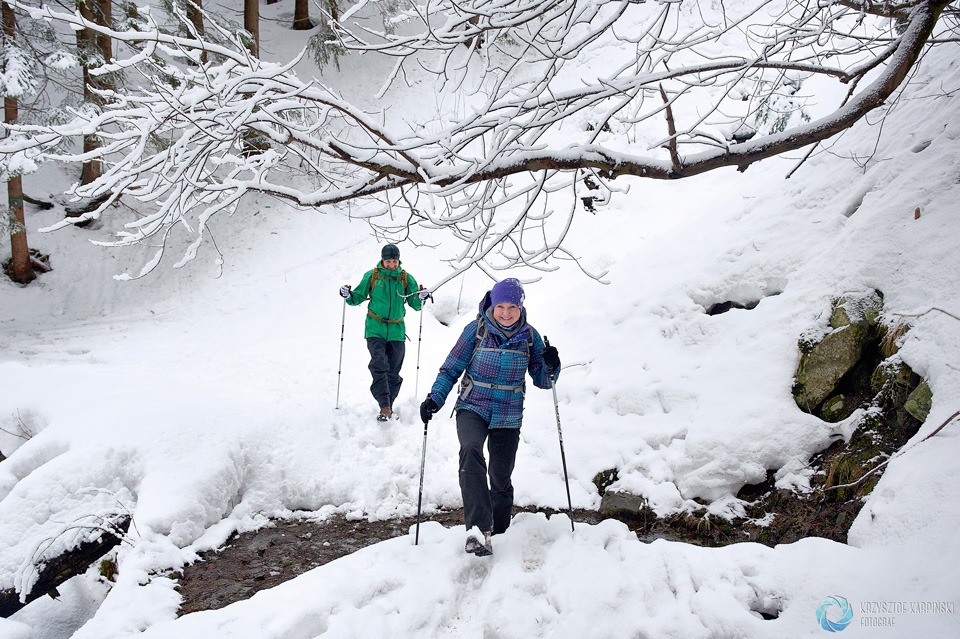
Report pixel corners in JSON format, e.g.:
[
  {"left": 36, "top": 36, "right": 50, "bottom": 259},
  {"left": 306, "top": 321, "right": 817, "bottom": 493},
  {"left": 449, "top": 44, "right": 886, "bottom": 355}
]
[{"left": 490, "top": 278, "right": 525, "bottom": 308}]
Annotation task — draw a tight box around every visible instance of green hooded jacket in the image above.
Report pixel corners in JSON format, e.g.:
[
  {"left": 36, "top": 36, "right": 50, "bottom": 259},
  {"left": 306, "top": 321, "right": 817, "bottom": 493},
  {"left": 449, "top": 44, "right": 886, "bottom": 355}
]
[{"left": 346, "top": 261, "right": 423, "bottom": 341}]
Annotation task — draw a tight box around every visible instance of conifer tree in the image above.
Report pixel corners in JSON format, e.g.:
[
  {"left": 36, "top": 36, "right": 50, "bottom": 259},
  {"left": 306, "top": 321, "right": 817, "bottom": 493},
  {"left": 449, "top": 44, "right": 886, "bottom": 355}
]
[{"left": 2, "top": 0, "right": 36, "bottom": 284}]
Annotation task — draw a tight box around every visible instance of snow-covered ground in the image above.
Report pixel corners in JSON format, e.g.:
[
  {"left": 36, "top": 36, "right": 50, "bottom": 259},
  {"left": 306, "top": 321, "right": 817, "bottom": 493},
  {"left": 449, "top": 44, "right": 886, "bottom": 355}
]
[{"left": 2, "top": 3, "right": 959, "bottom": 638}]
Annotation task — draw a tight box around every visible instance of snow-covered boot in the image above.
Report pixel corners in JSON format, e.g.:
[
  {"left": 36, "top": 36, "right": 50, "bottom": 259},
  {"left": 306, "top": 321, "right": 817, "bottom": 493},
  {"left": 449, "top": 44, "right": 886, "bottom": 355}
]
[{"left": 464, "top": 531, "right": 492, "bottom": 556}]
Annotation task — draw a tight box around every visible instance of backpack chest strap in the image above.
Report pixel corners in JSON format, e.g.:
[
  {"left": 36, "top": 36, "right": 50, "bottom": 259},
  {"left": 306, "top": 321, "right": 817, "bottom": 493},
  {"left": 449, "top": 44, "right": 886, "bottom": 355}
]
[
  {"left": 459, "top": 373, "right": 526, "bottom": 398},
  {"left": 467, "top": 376, "right": 526, "bottom": 393},
  {"left": 476, "top": 346, "right": 528, "bottom": 356}
]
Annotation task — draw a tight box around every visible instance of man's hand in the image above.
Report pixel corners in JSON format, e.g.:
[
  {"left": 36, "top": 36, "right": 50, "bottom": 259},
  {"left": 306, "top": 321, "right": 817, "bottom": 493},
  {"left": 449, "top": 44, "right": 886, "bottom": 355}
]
[
  {"left": 418, "top": 286, "right": 433, "bottom": 302},
  {"left": 339, "top": 284, "right": 352, "bottom": 299}
]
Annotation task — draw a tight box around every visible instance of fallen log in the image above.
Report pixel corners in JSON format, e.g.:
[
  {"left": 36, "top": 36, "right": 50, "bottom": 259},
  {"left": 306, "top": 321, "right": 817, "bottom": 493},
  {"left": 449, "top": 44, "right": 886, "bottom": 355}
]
[
  {"left": 63, "top": 191, "right": 115, "bottom": 227},
  {"left": 0, "top": 515, "right": 131, "bottom": 618},
  {"left": 22, "top": 193, "right": 54, "bottom": 210}
]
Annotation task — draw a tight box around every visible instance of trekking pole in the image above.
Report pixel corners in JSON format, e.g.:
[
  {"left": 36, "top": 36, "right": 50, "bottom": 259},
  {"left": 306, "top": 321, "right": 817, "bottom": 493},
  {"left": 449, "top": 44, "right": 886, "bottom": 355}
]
[
  {"left": 545, "top": 337, "right": 575, "bottom": 532},
  {"left": 415, "top": 418, "right": 429, "bottom": 545},
  {"left": 335, "top": 297, "right": 346, "bottom": 409},
  {"left": 415, "top": 287, "right": 425, "bottom": 396}
]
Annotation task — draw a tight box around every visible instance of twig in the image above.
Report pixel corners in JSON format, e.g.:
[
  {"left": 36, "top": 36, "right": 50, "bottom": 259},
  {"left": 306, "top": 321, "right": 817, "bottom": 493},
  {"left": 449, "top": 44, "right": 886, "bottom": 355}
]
[
  {"left": 892, "top": 307, "right": 960, "bottom": 322},
  {"left": 659, "top": 84, "right": 681, "bottom": 172},
  {"left": 785, "top": 142, "right": 819, "bottom": 179},
  {"left": 825, "top": 409, "right": 960, "bottom": 493},
  {"left": 0, "top": 410, "right": 35, "bottom": 440}
]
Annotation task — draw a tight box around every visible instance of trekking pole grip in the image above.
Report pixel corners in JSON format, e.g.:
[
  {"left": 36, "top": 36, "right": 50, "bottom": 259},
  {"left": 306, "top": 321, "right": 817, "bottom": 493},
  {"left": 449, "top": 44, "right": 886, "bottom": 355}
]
[{"left": 544, "top": 336, "right": 556, "bottom": 381}]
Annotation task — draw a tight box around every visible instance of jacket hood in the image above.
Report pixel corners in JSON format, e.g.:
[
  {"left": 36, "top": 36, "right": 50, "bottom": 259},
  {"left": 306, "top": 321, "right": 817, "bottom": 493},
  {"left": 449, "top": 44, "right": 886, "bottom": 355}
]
[{"left": 479, "top": 290, "right": 493, "bottom": 314}]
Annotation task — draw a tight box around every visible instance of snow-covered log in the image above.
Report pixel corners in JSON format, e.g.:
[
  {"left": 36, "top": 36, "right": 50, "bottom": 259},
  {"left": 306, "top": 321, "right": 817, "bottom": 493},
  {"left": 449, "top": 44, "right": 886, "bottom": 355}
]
[{"left": 0, "top": 514, "right": 130, "bottom": 618}]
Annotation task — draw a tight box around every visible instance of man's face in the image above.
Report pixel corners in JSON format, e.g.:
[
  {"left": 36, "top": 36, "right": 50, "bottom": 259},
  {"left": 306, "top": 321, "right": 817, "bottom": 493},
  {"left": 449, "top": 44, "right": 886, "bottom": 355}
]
[{"left": 381, "top": 259, "right": 399, "bottom": 270}]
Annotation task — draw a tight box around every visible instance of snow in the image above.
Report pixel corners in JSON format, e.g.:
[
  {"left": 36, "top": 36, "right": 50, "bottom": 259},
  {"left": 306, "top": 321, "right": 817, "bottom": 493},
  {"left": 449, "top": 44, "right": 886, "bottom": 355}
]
[{"left": 2, "top": 2, "right": 960, "bottom": 638}]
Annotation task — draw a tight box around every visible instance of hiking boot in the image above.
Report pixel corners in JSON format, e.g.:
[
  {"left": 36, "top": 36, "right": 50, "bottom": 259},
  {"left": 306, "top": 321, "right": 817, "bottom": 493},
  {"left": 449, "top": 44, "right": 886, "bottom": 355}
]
[
  {"left": 376, "top": 413, "right": 389, "bottom": 423},
  {"left": 377, "top": 406, "right": 393, "bottom": 423},
  {"left": 464, "top": 531, "right": 492, "bottom": 557}
]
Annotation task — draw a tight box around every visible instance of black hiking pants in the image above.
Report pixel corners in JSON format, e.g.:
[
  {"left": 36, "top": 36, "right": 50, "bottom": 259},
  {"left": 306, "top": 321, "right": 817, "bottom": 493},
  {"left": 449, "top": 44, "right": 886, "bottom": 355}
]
[
  {"left": 366, "top": 337, "right": 405, "bottom": 409},
  {"left": 457, "top": 410, "right": 521, "bottom": 535}
]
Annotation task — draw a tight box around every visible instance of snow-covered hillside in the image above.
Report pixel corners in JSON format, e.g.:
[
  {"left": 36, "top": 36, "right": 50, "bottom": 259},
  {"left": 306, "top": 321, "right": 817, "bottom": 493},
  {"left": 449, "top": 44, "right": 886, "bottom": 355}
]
[{"left": 2, "top": 2, "right": 959, "bottom": 638}]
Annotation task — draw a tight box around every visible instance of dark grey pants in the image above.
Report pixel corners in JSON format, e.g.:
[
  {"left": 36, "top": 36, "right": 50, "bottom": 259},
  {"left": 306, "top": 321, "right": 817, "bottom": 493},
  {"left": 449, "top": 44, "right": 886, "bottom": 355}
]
[
  {"left": 457, "top": 410, "right": 521, "bottom": 535},
  {"left": 366, "top": 338, "right": 405, "bottom": 409}
]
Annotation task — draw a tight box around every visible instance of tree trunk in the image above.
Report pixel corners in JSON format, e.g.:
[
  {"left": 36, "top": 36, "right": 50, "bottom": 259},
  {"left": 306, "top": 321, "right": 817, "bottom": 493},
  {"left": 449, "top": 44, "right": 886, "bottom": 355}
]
[
  {"left": 0, "top": 515, "right": 130, "bottom": 618},
  {"left": 5, "top": 175, "right": 34, "bottom": 286},
  {"left": 293, "top": 0, "right": 314, "bottom": 30},
  {"left": 185, "top": 0, "right": 207, "bottom": 64},
  {"left": 77, "top": 0, "right": 110, "bottom": 186},
  {"left": 243, "top": 0, "right": 259, "bottom": 57},
  {"left": 3, "top": 2, "right": 35, "bottom": 285},
  {"left": 95, "top": 0, "right": 111, "bottom": 65},
  {"left": 239, "top": 0, "right": 265, "bottom": 156}
]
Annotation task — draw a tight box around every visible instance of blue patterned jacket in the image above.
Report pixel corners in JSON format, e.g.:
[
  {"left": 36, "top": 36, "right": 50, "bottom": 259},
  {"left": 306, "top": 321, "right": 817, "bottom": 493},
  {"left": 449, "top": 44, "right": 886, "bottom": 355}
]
[{"left": 429, "top": 292, "right": 557, "bottom": 428}]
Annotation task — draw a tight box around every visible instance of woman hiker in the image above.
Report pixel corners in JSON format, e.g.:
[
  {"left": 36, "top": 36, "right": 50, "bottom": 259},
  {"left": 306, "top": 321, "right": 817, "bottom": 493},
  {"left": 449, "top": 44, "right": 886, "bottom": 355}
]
[
  {"left": 340, "top": 244, "right": 431, "bottom": 422},
  {"left": 419, "top": 278, "right": 560, "bottom": 556}
]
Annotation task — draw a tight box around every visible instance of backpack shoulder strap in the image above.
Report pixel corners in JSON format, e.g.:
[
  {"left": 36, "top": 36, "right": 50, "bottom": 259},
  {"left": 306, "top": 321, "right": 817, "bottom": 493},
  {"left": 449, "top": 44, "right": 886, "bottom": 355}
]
[
  {"left": 461, "top": 316, "right": 486, "bottom": 372},
  {"left": 452, "top": 317, "right": 487, "bottom": 413},
  {"left": 470, "top": 316, "right": 486, "bottom": 359},
  {"left": 370, "top": 267, "right": 408, "bottom": 293}
]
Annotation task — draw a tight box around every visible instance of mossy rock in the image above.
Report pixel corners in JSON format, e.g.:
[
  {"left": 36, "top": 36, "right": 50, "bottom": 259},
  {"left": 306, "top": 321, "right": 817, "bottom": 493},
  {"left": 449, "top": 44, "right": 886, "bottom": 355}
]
[
  {"left": 793, "top": 323, "right": 870, "bottom": 412},
  {"left": 904, "top": 381, "right": 932, "bottom": 422},
  {"left": 820, "top": 395, "right": 847, "bottom": 422},
  {"left": 870, "top": 358, "right": 921, "bottom": 409},
  {"left": 794, "top": 290, "right": 886, "bottom": 413},
  {"left": 829, "top": 290, "right": 883, "bottom": 329}
]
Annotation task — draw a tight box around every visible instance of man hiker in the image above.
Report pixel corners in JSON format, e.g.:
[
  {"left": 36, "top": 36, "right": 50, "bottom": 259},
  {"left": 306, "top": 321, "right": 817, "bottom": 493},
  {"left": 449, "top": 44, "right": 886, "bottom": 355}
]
[
  {"left": 340, "top": 244, "right": 431, "bottom": 422},
  {"left": 419, "top": 278, "right": 560, "bottom": 556}
]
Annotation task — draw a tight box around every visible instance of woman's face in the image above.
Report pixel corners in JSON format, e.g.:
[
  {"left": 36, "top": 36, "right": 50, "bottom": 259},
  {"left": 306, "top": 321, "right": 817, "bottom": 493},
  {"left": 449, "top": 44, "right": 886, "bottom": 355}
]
[{"left": 493, "top": 302, "right": 520, "bottom": 326}]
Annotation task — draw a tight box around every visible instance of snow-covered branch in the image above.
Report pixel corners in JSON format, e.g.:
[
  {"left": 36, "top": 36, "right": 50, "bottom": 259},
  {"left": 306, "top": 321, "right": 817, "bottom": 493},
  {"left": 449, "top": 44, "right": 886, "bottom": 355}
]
[{"left": 0, "top": 0, "right": 955, "bottom": 279}]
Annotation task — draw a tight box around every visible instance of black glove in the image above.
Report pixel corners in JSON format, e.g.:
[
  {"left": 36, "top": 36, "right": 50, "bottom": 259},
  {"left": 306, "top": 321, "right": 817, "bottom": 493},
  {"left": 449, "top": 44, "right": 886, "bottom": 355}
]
[
  {"left": 420, "top": 396, "right": 440, "bottom": 423},
  {"left": 543, "top": 342, "right": 560, "bottom": 375},
  {"left": 339, "top": 284, "right": 352, "bottom": 299}
]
